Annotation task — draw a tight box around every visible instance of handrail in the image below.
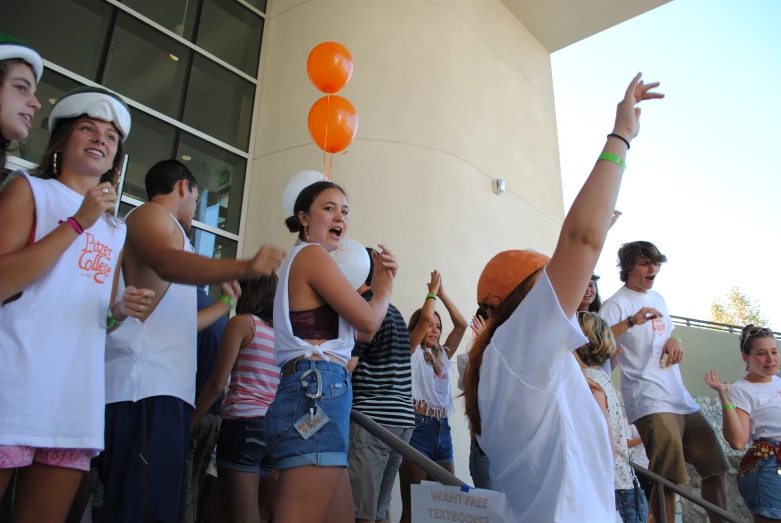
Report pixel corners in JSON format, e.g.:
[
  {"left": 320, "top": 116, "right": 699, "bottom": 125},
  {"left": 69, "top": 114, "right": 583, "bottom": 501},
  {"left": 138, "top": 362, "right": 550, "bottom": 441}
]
[
  {"left": 671, "top": 315, "right": 781, "bottom": 337},
  {"left": 631, "top": 463, "right": 744, "bottom": 523},
  {"left": 351, "top": 410, "right": 745, "bottom": 521},
  {"left": 350, "top": 410, "right": 466, "bottom": 488}
]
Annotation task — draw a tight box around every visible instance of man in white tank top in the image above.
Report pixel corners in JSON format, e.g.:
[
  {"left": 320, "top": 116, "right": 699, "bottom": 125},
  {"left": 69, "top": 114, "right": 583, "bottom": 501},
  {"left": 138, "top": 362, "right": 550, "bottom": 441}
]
[{"left": 99, "top": 160, "right": 285, "bottom": 523}]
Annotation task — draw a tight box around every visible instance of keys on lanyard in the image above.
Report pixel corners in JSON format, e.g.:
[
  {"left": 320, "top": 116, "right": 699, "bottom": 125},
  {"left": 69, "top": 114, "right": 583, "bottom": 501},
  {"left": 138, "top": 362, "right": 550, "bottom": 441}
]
[{"left": 294, "top": 368, "right": 331, "bottom": 440}]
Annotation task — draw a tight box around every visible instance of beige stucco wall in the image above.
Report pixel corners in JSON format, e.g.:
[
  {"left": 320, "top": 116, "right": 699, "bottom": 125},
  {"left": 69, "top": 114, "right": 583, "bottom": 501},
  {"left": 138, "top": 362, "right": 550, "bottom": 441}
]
[
  {"left": 609, "top": 324, "right": 753, "bottom": 399},
  {"left": 243, "top": 0, "right": 564, "bottom": 498}
]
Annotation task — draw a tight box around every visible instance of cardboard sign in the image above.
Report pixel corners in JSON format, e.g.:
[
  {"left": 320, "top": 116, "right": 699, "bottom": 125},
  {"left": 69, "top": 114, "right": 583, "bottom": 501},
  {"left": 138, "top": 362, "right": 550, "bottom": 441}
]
[{"left": 411, "top": 481, "right": 506, "bottom": 523}]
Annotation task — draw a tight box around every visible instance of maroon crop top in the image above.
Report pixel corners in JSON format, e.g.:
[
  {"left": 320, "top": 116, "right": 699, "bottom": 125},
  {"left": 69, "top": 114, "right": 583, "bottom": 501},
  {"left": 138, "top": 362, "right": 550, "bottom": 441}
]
[{"left": 289, "top": 303, "right": 339, "bottom": 340}]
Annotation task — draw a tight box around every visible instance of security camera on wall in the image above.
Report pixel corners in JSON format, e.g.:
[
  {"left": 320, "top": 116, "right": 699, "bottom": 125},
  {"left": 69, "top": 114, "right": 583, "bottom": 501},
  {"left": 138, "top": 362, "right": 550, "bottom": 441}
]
[{"left": 493, "top": 178, "right": 506, "bottom": 195}]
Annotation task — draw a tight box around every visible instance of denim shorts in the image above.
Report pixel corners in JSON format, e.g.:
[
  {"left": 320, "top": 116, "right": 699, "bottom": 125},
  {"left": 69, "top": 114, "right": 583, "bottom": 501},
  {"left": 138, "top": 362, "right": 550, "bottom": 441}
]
[
  {"left": 737, "top": 439, "right": 781, "bottom": 520},
  {"left": 216, "top": 416, "right": 275, "bottom": 478},
  {"left": 264, "top": 360, "right": 351, "bottom": 470},
  {"left": 409, "top": 414, "right": 453, "bottom": 463},
  {"left": 615, "top": 481, "right": 648, "bottom": 523}
]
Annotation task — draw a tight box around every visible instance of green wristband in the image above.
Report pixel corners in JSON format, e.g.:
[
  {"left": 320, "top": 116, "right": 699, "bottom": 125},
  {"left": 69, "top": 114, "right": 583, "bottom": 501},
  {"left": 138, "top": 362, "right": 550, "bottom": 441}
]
[
  {"left": 221, "top": 295, "right": 236, "bottom": 308},
  {"left": 598, "top": 152, "right": 626, "bottom": 171},
  {"left": 426, "top": 293, "right": 437, "bottom": 300},
  {"left": 671, "top": 335, "right": 681, "bottom": 341},
  {"left": 722, "top": 404, "right": 735, "bottom": 410}
]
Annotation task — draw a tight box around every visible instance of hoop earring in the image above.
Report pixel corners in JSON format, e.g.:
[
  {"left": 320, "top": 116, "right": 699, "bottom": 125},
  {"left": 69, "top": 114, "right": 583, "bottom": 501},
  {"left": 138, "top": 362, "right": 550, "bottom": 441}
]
[{"left": 53, "top": 151, "right": 59, "bottom": 177}]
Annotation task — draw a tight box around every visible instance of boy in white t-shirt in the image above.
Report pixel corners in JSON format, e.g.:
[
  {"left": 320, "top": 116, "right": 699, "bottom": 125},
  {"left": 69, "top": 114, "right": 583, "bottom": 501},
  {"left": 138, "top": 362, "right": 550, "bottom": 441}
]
[{"left": 600, "top": 241, "right": 729, "bottom": 523}]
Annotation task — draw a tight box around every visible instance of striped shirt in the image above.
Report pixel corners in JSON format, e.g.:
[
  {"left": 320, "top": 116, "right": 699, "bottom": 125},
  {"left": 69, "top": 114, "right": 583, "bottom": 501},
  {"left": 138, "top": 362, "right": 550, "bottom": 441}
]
[
  {"left": 352, "top": 291, "right": 415, "bottom": 427},
  {"left": 222, "top": 315, "right": 279, "bottom": 419}
]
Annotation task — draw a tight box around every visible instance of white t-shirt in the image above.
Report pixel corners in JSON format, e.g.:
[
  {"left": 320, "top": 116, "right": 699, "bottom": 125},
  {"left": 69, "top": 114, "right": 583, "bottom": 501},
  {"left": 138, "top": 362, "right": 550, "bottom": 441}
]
[
  {"left": 600, "top": 286, "right": 698, "bottom": 423},
  {"left": 411, "top": 346, "right": 454, "bottom": 418},
  {"left": 731, "top": 376, "right": 781, "bottom": 441},
  {"left": 0, "top": 172, "right": 126, "bottom": 451},
  {"left": 627, "top": 422, "right": 649, "bottom": 469},
  {"left": 477, "top": 269, "right": 615, "bottom": 523}
]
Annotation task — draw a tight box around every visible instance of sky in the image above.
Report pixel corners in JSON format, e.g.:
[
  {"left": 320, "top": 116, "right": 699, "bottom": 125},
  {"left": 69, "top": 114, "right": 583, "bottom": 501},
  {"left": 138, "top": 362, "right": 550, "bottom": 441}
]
[{"left": 551, "top": 0, "right": 781, "bottom": 329}]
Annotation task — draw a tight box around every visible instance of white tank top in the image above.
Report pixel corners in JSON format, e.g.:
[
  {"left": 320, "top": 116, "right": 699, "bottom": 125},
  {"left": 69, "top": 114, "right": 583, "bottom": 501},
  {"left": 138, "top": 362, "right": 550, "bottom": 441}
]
[
  {"left": 273, "top": 242, "right": 355, "bottom": 367},
  {"left": 105, "top": 207, "right": 197, "bottom": 406},
  {"left": 0, "top": 171, "right": 126, "bottom": 451},
  {"left": 411, "top": 346, "right": 454, "bottom": 418}
]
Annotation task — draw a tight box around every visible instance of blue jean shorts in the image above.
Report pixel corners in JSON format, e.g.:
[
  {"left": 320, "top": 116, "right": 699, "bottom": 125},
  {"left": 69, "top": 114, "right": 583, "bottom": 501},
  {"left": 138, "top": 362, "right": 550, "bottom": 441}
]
[
  {"left": 615, "top": 481, "right": 648, "bottom": 523},
  {"left": 216, "top": 417, "right": 275, "bottom": 478},
  {"left": 737, "top": 439, "right": 781, "bottom": 520},
  {"left": 409, "top": 414, "right": 453, "bottom": 463},
  {"left": 265, "top": 360, "right": 351, "bottom": 470}
]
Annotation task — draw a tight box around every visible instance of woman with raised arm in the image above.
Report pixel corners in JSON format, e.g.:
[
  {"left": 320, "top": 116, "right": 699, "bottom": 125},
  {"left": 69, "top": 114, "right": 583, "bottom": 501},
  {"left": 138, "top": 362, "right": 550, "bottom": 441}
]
[
  {"left": 0, "top": 87, "right": 153, "bottom": 522},
  {"left": 400, "top": 270, "right": 468, "bottom": 523},
  {"left": 0, "top": 33, "right": 43, "bottom": 175},
  {"left": 705, "top": 325, "right": 781, "bottom": 523},
  {"left": 265, "top": 180, "right": 397, "bottom": 523},
  {"left": 462, "top": 74, "right": 663, "bottom": 523}
]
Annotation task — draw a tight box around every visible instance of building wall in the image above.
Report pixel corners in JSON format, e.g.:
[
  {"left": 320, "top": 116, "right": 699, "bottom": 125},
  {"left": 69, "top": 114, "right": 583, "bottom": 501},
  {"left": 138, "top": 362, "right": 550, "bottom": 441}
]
[{"left": 244, "top": 0, "right": 565, "bottom": 490}]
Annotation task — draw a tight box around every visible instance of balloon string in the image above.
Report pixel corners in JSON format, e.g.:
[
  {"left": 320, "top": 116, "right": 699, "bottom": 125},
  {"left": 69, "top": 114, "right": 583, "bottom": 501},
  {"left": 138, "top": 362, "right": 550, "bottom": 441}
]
[
  {"left": 323, "top": 94, "right": 331, "bottom": 180},
  {"left": 328, "top": 153, "right": 333, "bottom": 179}
]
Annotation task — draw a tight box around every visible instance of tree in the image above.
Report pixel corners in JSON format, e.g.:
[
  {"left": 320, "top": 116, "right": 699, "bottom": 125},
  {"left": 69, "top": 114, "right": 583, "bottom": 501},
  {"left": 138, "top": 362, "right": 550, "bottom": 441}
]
[{"left": 709, "top": 287, "right": 769, "bottom": 327}]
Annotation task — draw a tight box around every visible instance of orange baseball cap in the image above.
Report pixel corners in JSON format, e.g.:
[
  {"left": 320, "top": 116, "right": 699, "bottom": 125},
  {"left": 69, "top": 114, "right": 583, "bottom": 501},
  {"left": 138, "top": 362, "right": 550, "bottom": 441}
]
[{"left": 477, "top": 250, "right": 550, "bottom": 314}]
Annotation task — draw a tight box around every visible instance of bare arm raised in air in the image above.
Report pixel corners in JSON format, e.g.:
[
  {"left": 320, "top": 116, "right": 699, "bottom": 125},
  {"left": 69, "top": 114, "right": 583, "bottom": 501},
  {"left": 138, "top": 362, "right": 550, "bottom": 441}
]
[
  {"left": 547, "top": 74, "right": 664, "bottom": 318},
  {"left": 704, "top": 371, "right": 751, "bottom": 449},
  {"left": 409, "top": 271, "right": 441, "bottom": 352},
  {"left": 437, "top": 274, "right": 468, "bottom": 360}
]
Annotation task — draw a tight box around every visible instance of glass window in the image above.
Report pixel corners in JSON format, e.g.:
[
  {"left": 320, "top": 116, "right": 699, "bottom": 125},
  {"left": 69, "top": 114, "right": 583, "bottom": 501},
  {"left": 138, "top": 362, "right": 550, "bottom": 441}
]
[
  {"left": 102, "top": 12, "right": 190, "bottom": 119},
  {"left": 177, "top": 132, "right": 246, "bottom": 235},
  {"left": 3, "top": 0, "right": 112, "bottom": 81},
  {"left": 120, "top": 109, "right": 177, "bottom": 202},
  {"left": 186, "top": 226, "right": 239, "bottom": 302},
  {"left": 118, "top": 201, "right": 135, "bottom": 218},
  {"left": 121, "top": 0, "right": 199, "bottom": 40},
  {"left": 183, "top": 55, "right": 254, "bottom": 151},
  {"left": 13, "top": 71, "right": 81, "bottom": 166},
  {"left": 241, "top": 0, "right": 267, "bottom": 12},
  {"left": 196, "top": 0, "right": 264, "bottom": 77}
]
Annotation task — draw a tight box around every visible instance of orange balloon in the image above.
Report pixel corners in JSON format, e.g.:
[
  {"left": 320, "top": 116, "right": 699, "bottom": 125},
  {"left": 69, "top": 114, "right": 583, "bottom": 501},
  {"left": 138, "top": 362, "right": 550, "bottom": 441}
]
[
  {"left": 308, "top": 95, "right": 359, "bottom": 154},
  {"left": 307, "top": 42, "right": 354, "bottom": 94}
]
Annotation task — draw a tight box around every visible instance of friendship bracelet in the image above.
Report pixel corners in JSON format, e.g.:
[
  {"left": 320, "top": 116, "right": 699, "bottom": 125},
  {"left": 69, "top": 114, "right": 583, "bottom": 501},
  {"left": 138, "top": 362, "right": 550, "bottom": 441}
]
[
  {"left": 426, "top": 293, "right": 437, "bottom": 301},
  {"left": 221, "top": 295, "right": 236, "bottom": 308},
  {"left": 107, "top": 306, "right": 123, "bottom": 329},
  {"left": 627, "top": 316, "right": 634, "bottom": 328},
  {"left": 671, "top": 335, "right": 681, "bottom": 342},
  {"left": 598, "top": 152, "right": 626, "bottom": 171},
  {"left": 58, "top": 217, "right": 84, "bottom": 235},
  {"left": 722, "top": 404, "right": 735, "bottom": 410},
  {"left": 607, "top": 133, "right": 631, "bottom": 149}
]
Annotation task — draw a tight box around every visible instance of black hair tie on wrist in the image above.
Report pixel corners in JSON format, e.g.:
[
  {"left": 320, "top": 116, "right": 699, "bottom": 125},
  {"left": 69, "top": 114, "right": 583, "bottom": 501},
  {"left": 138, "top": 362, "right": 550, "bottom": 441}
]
[{"left": 607, "top": 133, "right": 630, "bottom": 150}]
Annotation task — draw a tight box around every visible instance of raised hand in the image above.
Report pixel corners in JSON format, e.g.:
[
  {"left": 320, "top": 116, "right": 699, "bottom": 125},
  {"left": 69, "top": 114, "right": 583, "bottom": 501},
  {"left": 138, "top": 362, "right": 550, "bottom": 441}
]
[
  {"left": 117, "top": 285, "right": 155, "bottom": 320},
  {"left": 612, "top": 73, "right": 664, "bottom": 144},
  {"left": 220, "top": 280, "right": 241, "bottom": 302},
  {"left": 427, "top": 270, "right": 441, "bottom": 296},
  {"left": 609, "top": 210, "right": 622, "bottom": 229},
  {"left": 74, "top": 182, "right": 117, "bottom": 229},
  {"left": 470, "top": 315, "right": 486, "bottom": 336},
  {"left": 376, "top": 243, "right": 398, "bottom": 279},
  {"left": 704, "top": 370, "right": 733, "bottom": 405},
  {"left": 248, "top": 244, "right": 285, "bottom": 278}
]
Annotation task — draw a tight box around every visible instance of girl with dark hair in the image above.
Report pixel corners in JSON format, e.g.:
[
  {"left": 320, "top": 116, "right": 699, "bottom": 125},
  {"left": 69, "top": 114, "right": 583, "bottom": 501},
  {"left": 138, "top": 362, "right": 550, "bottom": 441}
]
[
  {"left": 462, "top": 74, "right": 663, "bottom": 522},
  {"left": 191, "top": 274, "right": 280, "bottom": 523},
  {"left": 580, "top": 274, "right": 604, "bottom": 313},
  {"left": 705, "top": 325, "right": 781, "bottom": 523},
  {"left": 266, "top": 180, "right": 398, "bottom": 522},
  {"left": 0, "top": 33, "right": 43, "bottom": 174},
  {"left": 400, "top": 270, "right": 467, "bottom": 523},
  {"left": 0, "top": 87, "right": 153, "bottom": 522}
]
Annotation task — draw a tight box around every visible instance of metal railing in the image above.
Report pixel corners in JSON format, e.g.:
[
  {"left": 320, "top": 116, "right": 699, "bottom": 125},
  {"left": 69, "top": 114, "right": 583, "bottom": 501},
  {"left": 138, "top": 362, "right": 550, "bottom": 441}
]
[
  {"left": 351, "top": 409, "right": 745, "bottom": 522},
  {"left": 630, "top": 463, "right": 743, "bottom": 523},
  {"left": 671, "top": 315, "right": 781, "bottom": 338}
]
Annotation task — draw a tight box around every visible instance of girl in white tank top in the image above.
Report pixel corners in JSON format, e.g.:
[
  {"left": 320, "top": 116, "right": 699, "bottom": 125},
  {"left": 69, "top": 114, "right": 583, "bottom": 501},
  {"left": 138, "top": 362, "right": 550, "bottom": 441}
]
[
  {"left": 265, "top": 180, "right": 397, "bottom": 523},
  {"left": 0, "top": 87, "right": 152, "bottom": 520}
]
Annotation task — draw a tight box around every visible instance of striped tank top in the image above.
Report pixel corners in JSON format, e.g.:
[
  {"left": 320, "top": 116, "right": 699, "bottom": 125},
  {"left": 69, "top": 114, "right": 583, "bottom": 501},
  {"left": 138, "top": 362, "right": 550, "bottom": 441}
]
[{"left": 222, "top": 315, "right": 279, "bottom": 419}]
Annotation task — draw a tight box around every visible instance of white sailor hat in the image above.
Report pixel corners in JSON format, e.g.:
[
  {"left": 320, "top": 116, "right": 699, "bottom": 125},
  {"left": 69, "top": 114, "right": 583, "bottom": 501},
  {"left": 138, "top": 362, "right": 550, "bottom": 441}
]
[
  {"left": 0, "top": 33, "right": 43, "bottom": 82},
  {"left": 48, "top": 86, "right": 131, "bottom": 138}
]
